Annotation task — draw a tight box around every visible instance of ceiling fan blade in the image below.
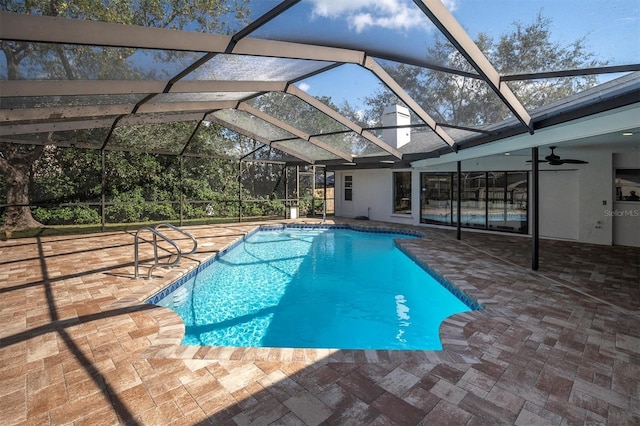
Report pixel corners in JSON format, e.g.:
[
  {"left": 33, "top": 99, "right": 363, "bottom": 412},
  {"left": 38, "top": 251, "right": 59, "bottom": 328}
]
[
  {"left": 525, "top": 147, "right": 588, "bottom": 165},
  {"left": 559, "top": 159, "right": 589, "bottom": 164}
]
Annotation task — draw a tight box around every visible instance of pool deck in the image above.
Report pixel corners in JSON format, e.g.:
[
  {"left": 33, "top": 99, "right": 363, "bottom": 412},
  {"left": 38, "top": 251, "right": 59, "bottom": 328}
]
[{"left": 1, "top": 218, "right": 638, "bottom": 425}]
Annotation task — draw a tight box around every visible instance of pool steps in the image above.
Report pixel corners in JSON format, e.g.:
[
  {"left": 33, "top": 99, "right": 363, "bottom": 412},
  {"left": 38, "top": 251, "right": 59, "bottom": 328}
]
[{"left": 134, "top": 223, "right": 198, "bottom": 279}]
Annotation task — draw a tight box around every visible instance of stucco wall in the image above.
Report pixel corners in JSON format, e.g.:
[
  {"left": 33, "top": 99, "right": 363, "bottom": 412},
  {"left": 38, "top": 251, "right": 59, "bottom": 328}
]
[
  {"left": 334, "top": 146, "right": 639, "bottom": 247},
  {"left": 334, "top": 169, "right": 415, "bottom": 225}
]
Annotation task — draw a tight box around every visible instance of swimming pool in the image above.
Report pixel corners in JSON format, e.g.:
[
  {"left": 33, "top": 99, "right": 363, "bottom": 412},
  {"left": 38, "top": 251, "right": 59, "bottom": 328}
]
[{"left": 149, "top": 225, "right": 479, "bottom": 350}]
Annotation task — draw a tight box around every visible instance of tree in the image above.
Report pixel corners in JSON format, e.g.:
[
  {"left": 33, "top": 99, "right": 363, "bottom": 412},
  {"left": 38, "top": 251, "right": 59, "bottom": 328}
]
[
  {"left": 364, "top": 12, "right": 606, "bottom": 128},
  {"left": 0, "top": 0, "right": 250, "bottom": 230},
  {"left": 0, "top": 144, "right": 45, "bottom": 229}
]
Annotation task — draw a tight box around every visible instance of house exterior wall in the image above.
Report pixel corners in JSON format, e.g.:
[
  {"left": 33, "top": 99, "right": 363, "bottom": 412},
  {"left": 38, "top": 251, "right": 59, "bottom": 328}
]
[
  {"left": 334, "top": 169, "right": 415, "bottom": 225},
  {"left": 334, "top": 146, "right": 639, "bottom": 247}
]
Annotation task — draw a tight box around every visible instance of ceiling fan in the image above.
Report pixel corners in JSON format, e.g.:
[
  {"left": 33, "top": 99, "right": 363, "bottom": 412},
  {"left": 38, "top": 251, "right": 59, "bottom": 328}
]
[{"left": 527, "top": 146, "right": 589, "bottom": 166}]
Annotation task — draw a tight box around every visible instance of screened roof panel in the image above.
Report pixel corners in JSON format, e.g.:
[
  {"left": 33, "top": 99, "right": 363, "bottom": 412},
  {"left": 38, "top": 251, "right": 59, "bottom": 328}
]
[
  {"left": 375, "top": 58, "right": 517, "bottom": 129},
  {"left": 0, "top": 116, "right": 120, "bottom": 137},
  {"left": 401, "top": 127, "right": 482, "bottom": 155},
  {"left": 0, "top": 94, "right": 146, "bottom": 109},
  {"left": 184, "top": 124, "right": 302, "bottom": 161},
  {"left": 186, "top": 54, "right": 336, "bottom": 81},
  {"left": 1, "top": 1, "right": 279, "bottom": 35},
  {"left": 510, "top": 73, "right": 637, "bottom": 113},
  {"left": 315, "top": 133, "right": 388, "bottom": 158},
  {"left": 109, "top": 119, "right": 199, "bottom": 154},
  {"left": 0, "top": 42, "right": 206, "bottom": 80},
  {"left": 210, "top": 109, "right": 297, "bottom": 141},
  {"left": 150, "top": 92, "right": 257, "bottom": 103},
  {"left": 184, "top": 123, "right": 243, "bottom": 158},
  {"left": 273, "top": 138, "right": 342, "bottom": 162},
  {"left": 249, "top": 1, "right": 474, "bottom": 74},
  {"left": 451, "top": 0, "right": 640, "bottom": 73},
  {"left": 247, "top": 92, "right": 351, "bottom": 135},
  {"left": 293, "top": 63, "right": 395, "bottom": 123},
  {"left": 2, "top": 127, "right": 111, "bottom": 149},
  {"left": 243, "top": 145, "right": 300, "bottom": 163}
]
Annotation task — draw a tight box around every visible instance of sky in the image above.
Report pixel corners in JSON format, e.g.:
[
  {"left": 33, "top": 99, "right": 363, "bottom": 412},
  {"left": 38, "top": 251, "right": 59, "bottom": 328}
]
[{"left": 254, "top": 0, "right": 640, "bottom": 111}]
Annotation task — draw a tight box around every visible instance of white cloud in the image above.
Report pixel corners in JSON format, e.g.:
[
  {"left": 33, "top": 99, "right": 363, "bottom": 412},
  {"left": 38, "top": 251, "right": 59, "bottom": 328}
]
[
  {"left": 306, "top": 0, "right": 458, "bottom": 33},
  {"left": 298, "top": 82, "right": 311, "bottom": 92}
]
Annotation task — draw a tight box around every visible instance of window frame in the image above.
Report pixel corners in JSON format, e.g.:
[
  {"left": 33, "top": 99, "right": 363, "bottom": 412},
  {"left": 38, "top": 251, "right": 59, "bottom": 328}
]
[
  {"left": 393, "top": 171, "right": 412, "bottom": 215},
  {"left": 344, "top": 175, "right": 353, "bottom": 201},
  {"left": 420, "top": 170, "right": 528, "bottom": 234}
]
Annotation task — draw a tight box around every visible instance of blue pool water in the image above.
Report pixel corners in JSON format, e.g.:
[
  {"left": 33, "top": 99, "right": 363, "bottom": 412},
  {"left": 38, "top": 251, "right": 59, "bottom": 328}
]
[{"left": 162, "top": 227, "right": 473, "bottom": 350}]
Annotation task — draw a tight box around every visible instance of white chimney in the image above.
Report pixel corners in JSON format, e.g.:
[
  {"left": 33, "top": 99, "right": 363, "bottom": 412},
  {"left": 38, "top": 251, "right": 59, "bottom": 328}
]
[{"left": 382, "top": 104, "right": 410, "bottom": 149}]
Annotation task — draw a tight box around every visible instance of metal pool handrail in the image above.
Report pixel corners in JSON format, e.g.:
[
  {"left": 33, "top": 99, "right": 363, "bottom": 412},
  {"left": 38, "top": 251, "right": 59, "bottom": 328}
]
[
  {"left": 154, "top": 222, "right": 198, "bottom": 255},
  {"left": 134, "top": 226, "right": 182, "bottom": 279}
]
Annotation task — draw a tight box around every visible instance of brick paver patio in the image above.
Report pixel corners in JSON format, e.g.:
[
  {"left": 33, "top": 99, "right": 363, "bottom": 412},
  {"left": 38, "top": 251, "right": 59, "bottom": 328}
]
[{"left": 1, "top": 219, "right": 638, "bottom": 425}]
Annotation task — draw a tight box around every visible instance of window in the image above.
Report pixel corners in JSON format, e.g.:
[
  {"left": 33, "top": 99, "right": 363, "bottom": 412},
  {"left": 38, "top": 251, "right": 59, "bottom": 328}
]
[
  {"left": 487, "top": 172, "right": 528, "bottom": 232},
  {"left": 420, "top": 171, "right": 527, "bottom": 234},
  {"left": 615, "top": 169, "right": 640, "bottom": 201},
  {"left": 459, "top": 172, "right": 486, "bottom": 228},
  {"left": 344, "top": 175, "right": 352, "bottom": 201},
  {"left": 420, "top": 173, "right": 452, "bottom": 225},
  {"left": 393, "top": 172, "right": 412, "bottom": 214}
]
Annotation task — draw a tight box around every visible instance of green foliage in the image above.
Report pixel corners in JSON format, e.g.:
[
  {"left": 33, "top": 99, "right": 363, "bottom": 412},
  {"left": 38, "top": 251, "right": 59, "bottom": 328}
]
[
  {"left": 32, "top": 205, "right": 101, "bottom": 225},
  {"left": 31, "top": 146, "right": 102, "bottom": 204},
  {"left": 365, "top": 13, "right": 606, "bottom": 127},
  {"left": 1, "top": 0, "right": 252, "bottom": 79}
]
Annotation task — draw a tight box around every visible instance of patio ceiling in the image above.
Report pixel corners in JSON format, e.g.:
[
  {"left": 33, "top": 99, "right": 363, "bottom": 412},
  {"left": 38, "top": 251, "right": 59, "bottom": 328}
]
[{"left": 1, "top": 1, "right": 639, "bottom": 166}]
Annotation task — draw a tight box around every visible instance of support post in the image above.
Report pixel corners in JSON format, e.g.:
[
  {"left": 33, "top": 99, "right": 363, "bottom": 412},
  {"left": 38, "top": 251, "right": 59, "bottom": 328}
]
[
  {"left": 456, "top": 160, "right": 462, "bottom": 240},
  {"left": 484, "top": 172, "right": 489, "bottom": 228},
  {"left": 323, "top": 168, "right": 327, "bottom": 221},
  {"left": 284, "top": 165, "right": 288, "bottom": 219},
  {"left": 296, "top": 165, "right": 300, "bottom": 212},
  {"left": 532, "top": 147, "right": 539, "bottom": 270},
  {"left": 238, "top": 160, "right": 242, "bottom": 223},
  {"left": 179, "top": 156, "right": 184, "bottom": 226},
  {"left": 311, "top": 165, "right": 316, "bottom": 218},
  {"left": 101, "top": 150, "right": 106, "bottom": 232}
]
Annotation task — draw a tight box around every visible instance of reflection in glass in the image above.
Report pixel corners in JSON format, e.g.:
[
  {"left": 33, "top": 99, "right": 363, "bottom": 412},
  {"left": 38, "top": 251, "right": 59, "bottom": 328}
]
[
  {"left": 393, "top": 172, "right": 411, "bottom": 214},
  {"left": 421, "top": 171, "right": 527, "bottom": 234},
  {"left": 487, "top": 172, "right": 528, "bottom": 232},
  {"left": 456, "top": 172, "right": 486, "bottom": 228},
  {"left": 615, "top": 169, "right": 640, "bottom": 201},
  {"left": 344, "top": 175, "right": 353, "bottom": 201},
  {"left": 420, "top": 173, "right": 452, "bottom": 225}
]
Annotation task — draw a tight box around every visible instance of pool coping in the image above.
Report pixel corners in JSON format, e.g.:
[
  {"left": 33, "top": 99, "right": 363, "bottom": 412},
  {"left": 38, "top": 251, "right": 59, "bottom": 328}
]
[{"left": 111, "top": 222, "right": 507, "bottom": 364}]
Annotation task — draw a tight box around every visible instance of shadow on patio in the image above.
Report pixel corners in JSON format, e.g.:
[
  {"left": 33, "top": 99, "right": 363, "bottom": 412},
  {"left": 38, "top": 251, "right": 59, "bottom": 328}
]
[{"left": 1, "top": 221, "right": 638, "bottom": 425}]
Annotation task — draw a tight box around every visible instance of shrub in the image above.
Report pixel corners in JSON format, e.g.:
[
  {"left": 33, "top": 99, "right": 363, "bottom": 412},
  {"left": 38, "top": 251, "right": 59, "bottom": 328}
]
[{"left": 33, "top": 206, "right": 101, "bottom": 225}]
